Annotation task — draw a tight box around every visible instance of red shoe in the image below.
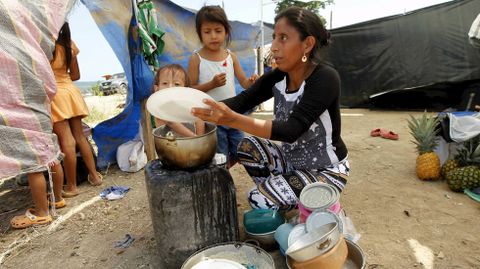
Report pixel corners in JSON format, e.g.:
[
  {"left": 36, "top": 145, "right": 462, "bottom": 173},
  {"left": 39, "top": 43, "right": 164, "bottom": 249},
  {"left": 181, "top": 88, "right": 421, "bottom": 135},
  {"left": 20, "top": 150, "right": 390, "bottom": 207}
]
[
  {"left": 381, "top": 130, "right": 399, "bottom": 140},
  {"left": 370, "top": 128, "right": 385, "bottom": 137}
]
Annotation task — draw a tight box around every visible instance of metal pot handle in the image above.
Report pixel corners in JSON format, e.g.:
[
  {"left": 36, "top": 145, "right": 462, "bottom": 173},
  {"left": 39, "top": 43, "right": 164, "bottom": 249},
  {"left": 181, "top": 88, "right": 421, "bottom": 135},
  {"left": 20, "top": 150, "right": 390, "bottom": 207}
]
[
  {"left": 316, "top": 238, "right": 332, "bottom": 250},
  {"left": 244, "top": 239, "right": 260, "bottom": 248}
]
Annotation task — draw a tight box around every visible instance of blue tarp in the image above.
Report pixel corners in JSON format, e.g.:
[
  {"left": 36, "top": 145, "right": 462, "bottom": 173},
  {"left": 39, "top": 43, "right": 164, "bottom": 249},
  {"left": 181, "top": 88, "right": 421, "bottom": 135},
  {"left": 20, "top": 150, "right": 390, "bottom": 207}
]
[{"left": 81, "top": 0, "right": 259, "bottom": 168}]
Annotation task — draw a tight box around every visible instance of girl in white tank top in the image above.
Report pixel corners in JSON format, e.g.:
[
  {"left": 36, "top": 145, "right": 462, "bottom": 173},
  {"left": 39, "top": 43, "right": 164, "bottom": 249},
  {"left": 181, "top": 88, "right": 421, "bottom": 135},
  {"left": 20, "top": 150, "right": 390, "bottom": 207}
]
[
  {"left": 187, "top": 6, "right": 258, "bottom": 100},
  {"left": 187, "top": 5, "right": 258, "bottom": 167}
]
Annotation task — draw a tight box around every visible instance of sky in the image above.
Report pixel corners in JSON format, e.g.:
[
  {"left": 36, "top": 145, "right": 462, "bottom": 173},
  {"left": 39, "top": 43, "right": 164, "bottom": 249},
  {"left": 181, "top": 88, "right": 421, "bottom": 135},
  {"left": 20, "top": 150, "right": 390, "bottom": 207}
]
[{"left": 70, "top": 0, "right": 451, "bottom": 81}]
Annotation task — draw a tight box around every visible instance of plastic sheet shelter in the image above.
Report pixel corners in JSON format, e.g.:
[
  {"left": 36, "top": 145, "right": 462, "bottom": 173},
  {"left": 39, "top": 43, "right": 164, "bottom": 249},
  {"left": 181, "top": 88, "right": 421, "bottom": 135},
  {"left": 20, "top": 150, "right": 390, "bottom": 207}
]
[
  {"left": 323, "top": 0, "right": 480, "bottom": 107},
  {"left": 81, "top": 0, "right": 260, "bottom": 168}
]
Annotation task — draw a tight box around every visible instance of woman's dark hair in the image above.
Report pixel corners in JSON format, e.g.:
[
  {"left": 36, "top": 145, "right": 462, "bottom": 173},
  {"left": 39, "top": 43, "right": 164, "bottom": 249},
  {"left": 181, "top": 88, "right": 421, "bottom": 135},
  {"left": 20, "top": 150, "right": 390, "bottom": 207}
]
[
  {"left": 55, "top": 22, "right": 72, "bottom": 71},
  {"left": 153, "top": 64, "right": 189, "bottom": 93},
  {"left": 274, "top": 7, "right": 331, "bottom": 64},
  {"left": 195, "top": 5, "right": 232, "bottom": 46}
]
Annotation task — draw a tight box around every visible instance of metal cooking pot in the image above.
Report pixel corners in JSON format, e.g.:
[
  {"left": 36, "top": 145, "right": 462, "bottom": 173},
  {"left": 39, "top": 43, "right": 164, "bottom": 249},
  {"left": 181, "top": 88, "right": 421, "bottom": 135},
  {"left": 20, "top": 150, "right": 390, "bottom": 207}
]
[
  {"left": 181, "top": 241, "right": 275, "bottom": 269},
  {"left": 286, "top": 222, "right": 340, "bottom": 262},
  {"left": 244, "top": 230, "right": 277, "bottom": 251},
  {"left": 342, "top": 239, "right": 366, "bottom": 269},
  {"left": 153, "top": 122, "right": 217, "bottom": 169}
]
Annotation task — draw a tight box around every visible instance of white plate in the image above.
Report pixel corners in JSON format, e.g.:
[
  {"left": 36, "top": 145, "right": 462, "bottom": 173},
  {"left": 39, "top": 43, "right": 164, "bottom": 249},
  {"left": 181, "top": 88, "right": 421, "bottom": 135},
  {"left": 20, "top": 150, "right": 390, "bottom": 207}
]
[
  {"left": 146, "top": 87, "right": 214, "bottom": 122},
  {"left": 306, "top": 210, "right": 343, "bottom": 234},
  {"left": 191, "top": 258, "right": 245, "bottom": 269},
  {"left": 287, "top": 223, "right": 307, "bottom": 247}
]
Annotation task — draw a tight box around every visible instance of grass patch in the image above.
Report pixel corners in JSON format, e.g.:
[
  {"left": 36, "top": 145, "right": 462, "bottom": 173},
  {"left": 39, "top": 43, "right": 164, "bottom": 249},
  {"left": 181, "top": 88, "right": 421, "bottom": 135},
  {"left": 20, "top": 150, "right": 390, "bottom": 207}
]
[{"left": 83, "top": 107, "right": 108, "bottom": 126}]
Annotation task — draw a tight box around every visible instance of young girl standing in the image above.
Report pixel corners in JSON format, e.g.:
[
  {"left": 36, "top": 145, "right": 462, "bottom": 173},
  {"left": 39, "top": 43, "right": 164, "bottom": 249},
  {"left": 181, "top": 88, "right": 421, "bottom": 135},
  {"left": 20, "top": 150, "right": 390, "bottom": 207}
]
[{"left": 188, "top": 5, "right": 257, "bottom": 167}]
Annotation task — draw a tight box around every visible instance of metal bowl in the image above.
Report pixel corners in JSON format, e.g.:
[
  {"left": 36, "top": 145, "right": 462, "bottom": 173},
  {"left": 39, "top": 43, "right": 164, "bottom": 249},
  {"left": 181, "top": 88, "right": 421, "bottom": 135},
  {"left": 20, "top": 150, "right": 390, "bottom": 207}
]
[
  {"left": 153, "top": 122, "right": 217, "bottom": 169},
  {"left": 286, "top": 222, "right": 340, "bottom": 262},
  {"left": 181, "top": 241, "right": 275, "bottom": 269},
  {"left": 286, "top": 236, "right": 348, "bottom": 269},
  {"left": 245, "top": 230, "right": 278, "bottom": 251}
]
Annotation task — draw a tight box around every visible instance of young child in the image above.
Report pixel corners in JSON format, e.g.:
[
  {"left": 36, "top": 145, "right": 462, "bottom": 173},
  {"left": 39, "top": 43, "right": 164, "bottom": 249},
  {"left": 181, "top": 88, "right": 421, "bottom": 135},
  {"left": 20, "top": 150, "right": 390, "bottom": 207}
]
[
  {"left": 153, "top": 64, "right": 205, "bottom": 136},
  {"left": 10, "top": 163, "right": 66, "bottom": 229},
  {"left": 187, "top": 5, "right": 258, "bottom": 167}
]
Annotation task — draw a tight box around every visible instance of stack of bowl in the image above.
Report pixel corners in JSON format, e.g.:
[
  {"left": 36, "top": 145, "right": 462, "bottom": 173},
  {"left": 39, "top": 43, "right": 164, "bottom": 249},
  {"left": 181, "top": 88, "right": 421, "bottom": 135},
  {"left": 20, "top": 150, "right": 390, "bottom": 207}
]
[
  {"left": 298, "top": 182, "right": 341, "bottom": 222},
  {"left": 243, "top": 209, "right": 285, "bottom": 250}
]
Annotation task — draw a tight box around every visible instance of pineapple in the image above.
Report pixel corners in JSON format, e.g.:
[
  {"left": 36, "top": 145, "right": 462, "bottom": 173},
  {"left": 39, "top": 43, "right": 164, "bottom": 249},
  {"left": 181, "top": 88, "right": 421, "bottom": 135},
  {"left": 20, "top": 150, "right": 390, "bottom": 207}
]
[
  {"left": 441, "top": 159, "right": 458, "bottom": 179},
  {"left": 446, "top": 166, "right": 480, "bottom": 192},
  {"left": 407, "top": 113, "right": 441, "bottom": 180},
  {"left": 446, "top": 135, "right": 480, "bottom": 191}
]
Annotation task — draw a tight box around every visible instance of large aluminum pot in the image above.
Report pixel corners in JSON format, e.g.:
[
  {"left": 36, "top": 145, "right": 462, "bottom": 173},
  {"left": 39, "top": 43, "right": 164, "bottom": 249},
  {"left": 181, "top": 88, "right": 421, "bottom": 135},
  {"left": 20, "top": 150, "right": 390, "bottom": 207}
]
[
  {"left": 342, "top": 239, "right": 366, "bottom": 269},
  {"left": 153, "top": 122, "right": 217, "bottom": 169},
  {"left": 286, "top": 238, "right": 366, "bottom": 269},
  {"left": 181, "top": 242, "right": 275, "bottom": 269}
]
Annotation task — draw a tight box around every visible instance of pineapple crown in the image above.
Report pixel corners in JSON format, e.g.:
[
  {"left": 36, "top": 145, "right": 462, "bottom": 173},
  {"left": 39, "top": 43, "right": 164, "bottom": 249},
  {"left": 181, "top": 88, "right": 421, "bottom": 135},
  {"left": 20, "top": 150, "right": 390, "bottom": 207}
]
[{"left": 407, "top": 112, "right": 440, "bottom": 154}]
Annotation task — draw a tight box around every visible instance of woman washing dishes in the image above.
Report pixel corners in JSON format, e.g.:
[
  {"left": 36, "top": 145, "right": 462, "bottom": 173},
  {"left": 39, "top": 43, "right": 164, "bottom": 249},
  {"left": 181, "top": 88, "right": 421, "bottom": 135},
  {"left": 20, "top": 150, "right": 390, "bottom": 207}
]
[{"left": 192, "top": 7, "right": 350, "bottom": 210}]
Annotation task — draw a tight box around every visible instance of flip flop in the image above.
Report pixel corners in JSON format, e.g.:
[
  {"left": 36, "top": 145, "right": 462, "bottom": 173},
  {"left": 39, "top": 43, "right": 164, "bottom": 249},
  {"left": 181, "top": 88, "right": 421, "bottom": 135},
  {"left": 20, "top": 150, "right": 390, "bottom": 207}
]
[
  {"left": 370, "top": 128, "right": 385, "bottom": 137},
  {"left": 10, "top": 209, "right": 52, "bottom": 229},
  {"left": 62, "top": 190, "right": 79, "bottom": 198},
  {"left": 88, "top": 172, "right": 103, "bottom": 186},
  {"left": 381, "top": 130, "right": 399, "bottom": 140}
]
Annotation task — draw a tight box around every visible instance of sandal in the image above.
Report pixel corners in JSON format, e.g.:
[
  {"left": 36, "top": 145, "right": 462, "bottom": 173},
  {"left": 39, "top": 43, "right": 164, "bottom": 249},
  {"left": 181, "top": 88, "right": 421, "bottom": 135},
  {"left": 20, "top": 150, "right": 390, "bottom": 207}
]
[
  {"left": 370, "top": 128, "right": 385, "bottom": 137},
  {"left": 50, "top": 198, "right": 66, "bottom": 209},
  {"left": 88, "top": 172, "right": 103, "bottom": 186},
  {"left": 381, "top": 130, "right": 399, "bottom": 140},
  {"left": 10, "top": 209, "right": 52, "bottom": 229},
  {"left": 46, "top": 194, "right": 67, "bottom": 209},
  {"left": 62, "top": 190, "right": 79, "bottom": 198}
]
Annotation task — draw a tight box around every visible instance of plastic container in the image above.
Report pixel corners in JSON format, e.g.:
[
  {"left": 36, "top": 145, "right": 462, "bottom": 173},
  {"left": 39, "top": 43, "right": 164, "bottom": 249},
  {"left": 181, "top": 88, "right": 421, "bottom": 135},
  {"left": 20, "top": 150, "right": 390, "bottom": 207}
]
[
  {"left": 298, "top": 200, "right": 342, "bottom": 224},
  {"left": 212, "top": 153, "right": 227, "bottom": 168},
  {"left": 299, "top": 183, "right": 339, "bottom": 212},
  {"left": 145, "top": 160, "right": 239, "bottom": 269},
  {"left": 243, "top": 209, "right": 285, "bottom": 234},
  {"left": 274, "top": 223, "right": 294, "bottom": 252}
]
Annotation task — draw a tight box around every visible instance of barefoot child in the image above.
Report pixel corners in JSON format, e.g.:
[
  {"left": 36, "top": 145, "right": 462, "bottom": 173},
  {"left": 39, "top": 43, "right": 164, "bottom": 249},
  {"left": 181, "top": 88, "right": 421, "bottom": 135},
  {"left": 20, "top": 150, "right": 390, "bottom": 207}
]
[
  {"left": 188, "top": 5, "right": 258, "bottom": 167},
  {"left": 153, "top": 64, "right": 205, "bottom": 136}
]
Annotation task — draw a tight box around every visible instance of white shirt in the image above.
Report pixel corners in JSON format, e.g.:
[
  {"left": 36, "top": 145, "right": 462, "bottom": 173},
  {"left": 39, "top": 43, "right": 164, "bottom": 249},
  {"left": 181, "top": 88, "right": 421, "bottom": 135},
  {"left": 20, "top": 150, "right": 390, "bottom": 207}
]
[{"left": 195, "top": 50, "right": 236, "bottom": 101}]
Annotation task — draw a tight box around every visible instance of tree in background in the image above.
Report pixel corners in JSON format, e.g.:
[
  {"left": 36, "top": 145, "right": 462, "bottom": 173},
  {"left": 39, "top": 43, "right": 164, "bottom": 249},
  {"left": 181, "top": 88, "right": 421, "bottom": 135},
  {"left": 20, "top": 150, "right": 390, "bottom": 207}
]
[{"left": 275, "top": 0, "right": 333, "bottom": 23}]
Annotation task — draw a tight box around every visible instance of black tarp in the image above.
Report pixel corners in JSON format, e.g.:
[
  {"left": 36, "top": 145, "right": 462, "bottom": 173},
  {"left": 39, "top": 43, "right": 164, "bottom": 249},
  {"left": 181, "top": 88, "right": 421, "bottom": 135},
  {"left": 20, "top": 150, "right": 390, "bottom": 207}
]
[{"left": 323, "top": 0, "right": 480, "bottom": 108}]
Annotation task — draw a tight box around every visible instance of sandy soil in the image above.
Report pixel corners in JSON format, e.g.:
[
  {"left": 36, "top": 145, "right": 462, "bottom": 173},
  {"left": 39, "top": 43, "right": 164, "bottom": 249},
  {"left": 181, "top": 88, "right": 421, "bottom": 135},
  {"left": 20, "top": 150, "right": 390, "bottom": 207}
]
[
  {"left": 1, "top": 109, "right": 479, "bottom": 269},
  {"left": 83, "top": 94, "right": 126, "bottom": 127}
]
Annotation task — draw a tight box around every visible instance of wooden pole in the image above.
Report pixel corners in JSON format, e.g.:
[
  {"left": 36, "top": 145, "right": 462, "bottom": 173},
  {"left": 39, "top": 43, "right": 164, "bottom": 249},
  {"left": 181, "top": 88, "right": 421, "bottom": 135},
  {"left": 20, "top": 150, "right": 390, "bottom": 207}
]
[{"left": 141, "top": 99, "right": 156, "bottom": 161}]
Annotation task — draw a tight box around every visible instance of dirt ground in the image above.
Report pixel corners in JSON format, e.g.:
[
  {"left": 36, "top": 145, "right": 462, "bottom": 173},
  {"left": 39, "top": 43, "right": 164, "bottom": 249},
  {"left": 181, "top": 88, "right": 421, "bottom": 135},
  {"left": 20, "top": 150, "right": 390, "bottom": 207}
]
[{"left": 1, "top": 109, "right": 479, "bottom": 269}]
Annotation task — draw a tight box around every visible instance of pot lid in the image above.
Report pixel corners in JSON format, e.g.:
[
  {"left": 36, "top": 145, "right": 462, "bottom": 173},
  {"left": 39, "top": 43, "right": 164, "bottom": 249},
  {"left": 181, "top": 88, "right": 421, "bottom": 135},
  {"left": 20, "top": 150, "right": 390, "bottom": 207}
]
[
  {"left": 192, "top": 258, "right": 245, "bottom": 269},
  {"left": 299, "top": 182, "right": 339, "bottom": 211},
  {"left": 306, "top": 210, "right": 344, "bottom": 234}
]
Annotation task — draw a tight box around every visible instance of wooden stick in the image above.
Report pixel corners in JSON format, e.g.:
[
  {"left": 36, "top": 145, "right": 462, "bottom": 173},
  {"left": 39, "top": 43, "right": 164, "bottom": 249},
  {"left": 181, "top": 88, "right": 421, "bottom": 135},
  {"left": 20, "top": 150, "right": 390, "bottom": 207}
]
[{"left": 140, "top": 99, "right": 156, "bottom": 161}]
